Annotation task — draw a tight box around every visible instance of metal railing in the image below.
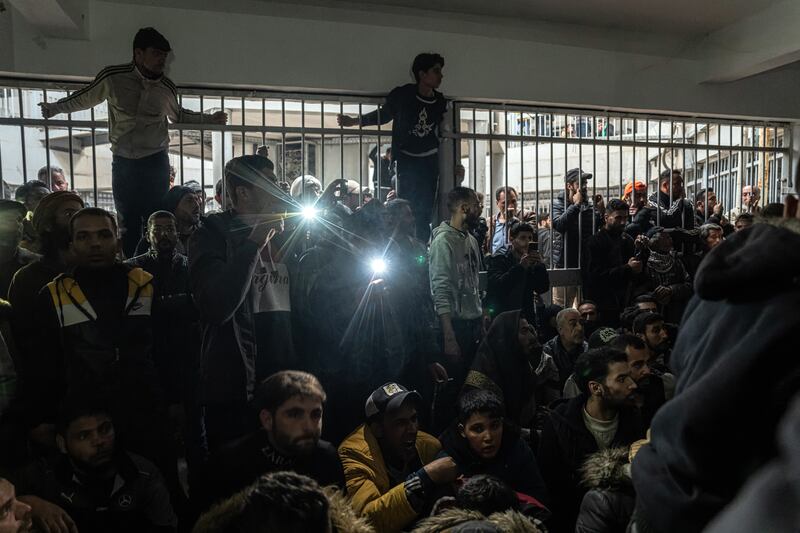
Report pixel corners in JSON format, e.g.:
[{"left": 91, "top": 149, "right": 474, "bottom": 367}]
[{"left": 0, "top": 74, "right": 792, "bottom": 283}]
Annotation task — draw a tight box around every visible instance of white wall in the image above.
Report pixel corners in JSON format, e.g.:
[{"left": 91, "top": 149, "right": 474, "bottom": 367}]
[{"left": 5, "top": 0, "right": 800, "bottom": 121}]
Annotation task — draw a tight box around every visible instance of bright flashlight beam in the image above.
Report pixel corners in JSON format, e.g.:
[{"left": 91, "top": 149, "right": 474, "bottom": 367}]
[
  {"left": 301, "top": 205, "right": 319, "bottom": 221},
  {"left": 370, "top": 258, "right": 387, "bottom": 274}
]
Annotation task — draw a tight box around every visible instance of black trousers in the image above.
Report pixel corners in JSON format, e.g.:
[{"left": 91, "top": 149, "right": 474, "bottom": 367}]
[
  {"left": 112, "top": 150, "right": 170, "bottom": 258},
  {"left": 396, "top": 153, "right": 439, "bottom": 244}
]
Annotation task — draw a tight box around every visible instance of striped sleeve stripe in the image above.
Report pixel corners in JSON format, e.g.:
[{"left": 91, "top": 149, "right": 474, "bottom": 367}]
[
  {"left": 64, "top": 63, "right": 134, "bottom": 101},
  {"left": 161, "top": 77, "right": 178, "bottom": 99}
]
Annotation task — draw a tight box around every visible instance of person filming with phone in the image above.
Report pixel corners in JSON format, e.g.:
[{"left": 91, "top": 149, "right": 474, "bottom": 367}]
[
  {"left": 486, "top": 222, "right": 550, "bottom": 325},
  {"left": 582, "top": 198, "right": 645, "bottom": 327}
]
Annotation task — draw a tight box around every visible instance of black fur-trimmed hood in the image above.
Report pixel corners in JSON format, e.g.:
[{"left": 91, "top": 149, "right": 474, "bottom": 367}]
[{"left": 412, "top": 507, "right": 545, "bottom": 533}]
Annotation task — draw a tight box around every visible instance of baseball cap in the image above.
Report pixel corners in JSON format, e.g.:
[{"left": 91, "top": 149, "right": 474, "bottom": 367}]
[
  {"left": 624, "top": 181, "right": 647, "bottom": 196},
  {"left": 365, "top": 383, "right": 422, "bottom": 419},
  {"left": 133, "top": 27, "right": 171, "bottom": 52},
  {"left": 588, "top": 327, "right": 620, "bottom": 349},
  {"left": 565, "top": 168, "right": 592, "bottom": 184},
  {"left": 645, "top": 225, "right": 666, "bottom": 239}
]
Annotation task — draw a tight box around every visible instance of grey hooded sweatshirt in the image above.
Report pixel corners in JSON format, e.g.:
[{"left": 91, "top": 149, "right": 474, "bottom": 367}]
[{"left": 429, "top": 221, "right": 482, "bottom": 320}]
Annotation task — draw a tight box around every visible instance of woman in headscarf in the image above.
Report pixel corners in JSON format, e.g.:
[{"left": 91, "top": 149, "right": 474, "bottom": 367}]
[{"left": 463, "top": 310, "right": 559, "bottom": 430}]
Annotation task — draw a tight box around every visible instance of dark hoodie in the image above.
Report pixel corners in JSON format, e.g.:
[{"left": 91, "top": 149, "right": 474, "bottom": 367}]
[
  {"left": 632, "top": 222, "right": 800, "bottom": 533},
  {"left": 464, "top": 311, "right": 557, "bottom": 428},
  {"left": 437, "top": 422, "right": 548, "bottom": 505}
]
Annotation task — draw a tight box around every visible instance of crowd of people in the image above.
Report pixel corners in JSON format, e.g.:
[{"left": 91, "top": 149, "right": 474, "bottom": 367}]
[{"left": 0, "top": 25, "right": 797, "bottom": 533}]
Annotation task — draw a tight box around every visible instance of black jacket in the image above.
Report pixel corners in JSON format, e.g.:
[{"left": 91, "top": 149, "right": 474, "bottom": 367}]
[
  {"left": 14, "top": 451, "right": 176, "bottom": 533},
  {"left": 204, "top": 430, "right": 344, "bottom": 508},
  {"left": 576, "top": 447, "right": 635, "bottom": 533},
  {"left": 438, "top": 422, "right": 548, "bottom": 504},
  {"left": 188, "top": 211, "right": 264, "bottom": 407},
  {"left": 551, "top": 192, "right": 603, "bottom": 269},
  {"left": 581, "top": 229, "right": 640, "bottom": 325},
  {"left": 542, "top": 336, "right": 588, "bottom": 392},
  {"left": 646, "top": 191, "right": 695, "bottom": 231},
  {"left": 125, "top": 251, "right": 199, "bottom": 404},
  {"left": 486, "top": 246, "right": 549, "bottom": 320},
  {"left": 537, "top": 395, "right": 644, "bottom": 533},
  {"left": 632, "top": 222, "right": 800, "bottom": 533},
  {"left": 27, "top": 264, "right": 161, "bottom": 427}
]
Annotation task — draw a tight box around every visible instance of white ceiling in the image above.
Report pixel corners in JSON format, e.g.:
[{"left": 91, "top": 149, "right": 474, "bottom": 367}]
[{"left": 264, "top": 0, "right": 784, "bottom": 36}]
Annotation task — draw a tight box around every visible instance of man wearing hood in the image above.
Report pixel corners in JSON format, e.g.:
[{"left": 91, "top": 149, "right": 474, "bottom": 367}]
[
  {"left": 430, "top": 187, "right": 484, "bottom": 379},
  {"left": 133, "top": 185, "right": 202, "bottom": 257},
  {"left": 582, "top": 199, "right": 643, "bottom": 327},
  {"left": 538, "top": 347, "right": 644, "bottom": 533},
  {"left": 464, "top": 310, "right": 559, "bottom": 429},
  {"left": 631, "top": 216, "right": 800, "bottom": 533}
]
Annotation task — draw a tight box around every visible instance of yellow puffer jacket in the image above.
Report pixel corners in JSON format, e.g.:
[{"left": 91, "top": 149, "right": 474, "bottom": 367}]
[{"left": 339, "top": 424, "right": 441, "bottom": 533}]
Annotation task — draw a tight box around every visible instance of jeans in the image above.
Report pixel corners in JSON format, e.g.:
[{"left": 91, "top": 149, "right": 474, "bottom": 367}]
[
  {"left": 112, "top": 150, "right": 170, "bottom": 258},
  {"left": 396, "top": 154, "right": 439, "bottom": 244}
]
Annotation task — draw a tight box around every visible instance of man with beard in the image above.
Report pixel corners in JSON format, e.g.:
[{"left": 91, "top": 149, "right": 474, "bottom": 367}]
[
  {"left": 633, "top": 312, "right": 670, "bottom": 372},
  {"left": 538, "top": 347, "right": 644, "bottom": 533},
  {"left": 430, "top": 187, "right": 484, "bottom": 381},
  {"left": 609, "top": 334, "right": 669, "bottom": 428},
  {"left": 339, "top": 383, "right": 455, "bottom": 532},
  {"left": 0, "top": 479, "right": 32, "bottom": 533},
  {"left": 583, "top": 199, "right": 643, "bottom": 326},
  {"left": 639, "top": 226, "right": 692, "bottom": 324},
  {"left": 189, "top": 155, "right": 295, "bottom": 452},
  {"left": 133, "top": 186, "right": 202, "bottom": 256},
  {"left": 205, "top": 371, "right": 343, "bottom": 507},
  {"left": 13, "top": 397, "right": 176, "bottom": 533},
  {"left": 542, "top": 308, "right": 588, "bottom": 391}
]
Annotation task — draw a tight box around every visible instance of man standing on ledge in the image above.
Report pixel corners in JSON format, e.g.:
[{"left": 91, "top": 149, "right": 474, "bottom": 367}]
[
  {"left": 338, "top": 53, "right": 447, "bottom": 243},
  {"left": 39, "top": 27, "right": 228, "bottom": 257}
]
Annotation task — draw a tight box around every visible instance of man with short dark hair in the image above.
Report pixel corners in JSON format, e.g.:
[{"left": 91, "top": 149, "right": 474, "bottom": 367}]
[
  {"left": 542, "top": 308, "right": 588, "bottom": 391},
  {"left": 37, "top": 166, "right": 69, "bottom": 192},
  {"left": 430, "top": 187, "right": 483, "bottom": 377},
  {"left": 538, "top": 347, "right": 644, "bottom": 532},
  {"left": 485, "top": 186, "right": 536, "bottom": 255},
  {"left": 14, "top": 397, "right": 176, "bottom": 533},
  {"left": 633, "top": 312, "right": 669, "bottom": 370},
  {"left": 734, "top": 212, "right": 754, "bottom": 231},
  {"left": 339, "top": 53, "right": 447, "bottom": 243},
  {"left": 189, "top": 155, "right": 295, "bottom": 451},
  {"left": 486, "top": 222, "right": 549, "bottom": 322},
  {"left": 206, "top": 371, "right": 343, "bottom": 507},
  {"left": 26, "top": 207, "right": 172, "bottom": 479},
  {"left": 643, "top": 170, "right": 695, "bottom": 231},
  {"left": 133, "top": 185, "right": 202, "bottom": 256},
  {"left": 633, "top": 294, "right": 658, "bottom": 312},
  {"left": 339, "top": 383, "right": 454, "bottom": 532},
  {"left": 583, "top": 198, "right": 643, "bottom": 327},
  {"left": 609, "top": 334, "right": 669, "bottom": 427},
  {"left": 551, "top": 168, "right": 604, "bottom": 307},
  {"left": 39, "top": 27, "right": 227, "bottom": 257}
]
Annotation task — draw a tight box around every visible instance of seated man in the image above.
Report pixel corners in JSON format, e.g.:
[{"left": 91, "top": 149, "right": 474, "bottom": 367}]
[
  {"left": 0, "top": 478, "right": 32, "bottom": 533},
  {"left": 542, "top": 308, "right": 588, "bottom": 391},
  {"left": 338, "top": 383, "right": 456, "bottom": 532},
  {"left": 438, "top": 390, "right": 548, "bottom": 504},
  {"left": 609, "top": 334, "right": 671, "bottom": 428},
  {"left": 206, "top": 371, "right": 344, "bottom": 506},
  {"left": 26, "top": 207, "right": 172, "bottom": 482},
  {"left": 485, "top": 222, "right": 549, "bottom": 321},
  {"left": 538, "top": 347, "right": 645, "bottom": 533},
  {"left": 633, "top": 312, "right": 670, "bottom": 371},
  {"left": 14, "top": 397, "right": 176, "bottom": 533}
]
